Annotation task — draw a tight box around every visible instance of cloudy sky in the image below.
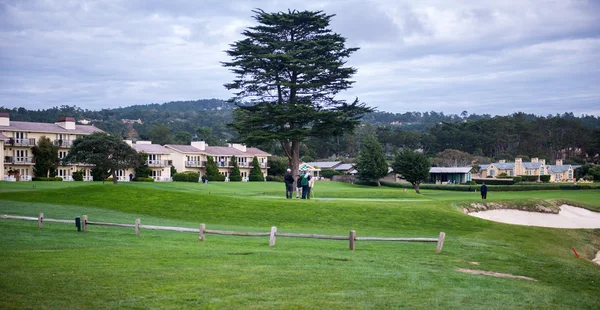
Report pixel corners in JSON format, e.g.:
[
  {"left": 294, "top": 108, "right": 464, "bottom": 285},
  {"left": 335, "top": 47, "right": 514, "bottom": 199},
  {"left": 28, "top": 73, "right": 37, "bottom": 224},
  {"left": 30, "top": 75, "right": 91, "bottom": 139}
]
[{"left": 1, "top": 0, "right": 599, "bottom": 116}]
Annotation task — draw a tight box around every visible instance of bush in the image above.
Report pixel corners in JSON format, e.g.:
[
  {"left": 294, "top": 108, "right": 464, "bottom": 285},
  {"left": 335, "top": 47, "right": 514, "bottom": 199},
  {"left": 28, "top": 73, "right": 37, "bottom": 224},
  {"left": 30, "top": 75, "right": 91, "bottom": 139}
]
[
  {"left": 321, "top": 169, "right": 344, "bottom": 179},
  {"left": 207, "top": 174, "right": 226, "bottom": 182},
  {"left": 540, "top": 175, "right": 551, "bottom": 183},
  {"left": 229, "top": 174, "right": 242, "bottom": 182},
  {"left": 520, "top": 175, "right": 538, "bottom": 182},
  {"left": 266, "top": 175, "right": 284, "bottom": 182},
  {"left": 133, "top": 177, "right": 154, "bottom": 182},
  {"left": 173, "top": 172, "right": 200, "bottom": 182},
  {"left": 249, "top": 174, "right": 265, "bottom": 182},
  {"left": 512, "top": 176, "right": 522, "bottom": 183},
  {"left": 32, "top": 177, "right": 63, "bottom": 181},
  {"left": 72, "top": 170, "right": 84, "bottom": 181},
  {"left": 473, "top": 179, "right": 515, "bottom": 185},
  {"left": 498, "top": 172, "right": 508, "bottom": 178},
  {"left": 465, "top": 181, "right": 477, "bottom": 185},
  {"left": 583, "top": 175, "right": 594, "bottom": 181}
]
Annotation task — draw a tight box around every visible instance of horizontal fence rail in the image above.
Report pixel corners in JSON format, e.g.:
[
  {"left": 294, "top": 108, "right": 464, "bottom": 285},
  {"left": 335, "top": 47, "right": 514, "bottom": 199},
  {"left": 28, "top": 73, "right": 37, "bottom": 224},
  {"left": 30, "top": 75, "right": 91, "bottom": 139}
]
[{"left": 1, "top": 213, "right": 446, "bottom": 253}]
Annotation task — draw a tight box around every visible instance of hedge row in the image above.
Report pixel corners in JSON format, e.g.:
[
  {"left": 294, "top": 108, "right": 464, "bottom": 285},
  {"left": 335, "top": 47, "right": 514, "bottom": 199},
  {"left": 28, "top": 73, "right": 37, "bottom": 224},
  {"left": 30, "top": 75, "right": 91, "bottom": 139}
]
[
  {"left": 32, "top": 177, "right": 63, "bottom": 181},
  {"left": 173, "top": 172, "right": 199, "bottom": 183},
  {"left": 266, "top": 175, "right": 284, "bottom": 182},
  {"left": 207, "top": 174, "right": 226, "bottom": 182},
  {"left": 379, "top": 181, "right": 600, "bottom": 191},
  {"left": 133, "top": 177, "right": 154, "bottom": 182},
  {"left": 520, "top": 175, "right": 539, "bottom": 182}
]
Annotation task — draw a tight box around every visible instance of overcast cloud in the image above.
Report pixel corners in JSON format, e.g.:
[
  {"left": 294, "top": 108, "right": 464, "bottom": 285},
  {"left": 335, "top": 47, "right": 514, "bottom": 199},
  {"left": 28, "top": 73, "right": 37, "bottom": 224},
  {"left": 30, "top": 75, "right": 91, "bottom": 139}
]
[{"left": 1, "top": 0, "right": 599, "bottom": 116}]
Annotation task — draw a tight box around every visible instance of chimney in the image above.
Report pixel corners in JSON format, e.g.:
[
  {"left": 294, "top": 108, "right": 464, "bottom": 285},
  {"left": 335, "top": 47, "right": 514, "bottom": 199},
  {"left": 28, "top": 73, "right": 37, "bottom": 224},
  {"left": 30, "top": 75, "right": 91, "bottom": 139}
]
[
  {"left": 191, "top": 141, "right": 205, "bottom": 151},
  {"left": 228, "top": 143, "right": 246, "bottom": 152},
  {"left": 0, "top": 113, "right": 9, "bottom": 126},
  {"left": 531, "top": 157, "right": 538, "bottom": 163},
  {"left": 540, "top": 159, "right": 546, "bottom": 165},
  {"left": 56, "top": 117, "right": 76, "bottom": 130},
  {"left": 124, "top": 140, "right": 133, "bottom": 146},
  {"left": 515, "top": 158, "right": 522, "bottom": 163},
  {"left": 499, "top": 160, "right": 506, "bottom": 163},
  {"left": 555, "top": 159, "right": 563, "bottom": 166}
]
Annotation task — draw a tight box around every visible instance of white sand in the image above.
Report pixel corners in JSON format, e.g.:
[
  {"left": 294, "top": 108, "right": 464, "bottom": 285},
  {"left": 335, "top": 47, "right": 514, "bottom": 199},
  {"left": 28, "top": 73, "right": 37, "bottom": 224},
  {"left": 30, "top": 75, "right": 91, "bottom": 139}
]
[{"left": 469, "top": 205, "right": 600, "bottom": 228}]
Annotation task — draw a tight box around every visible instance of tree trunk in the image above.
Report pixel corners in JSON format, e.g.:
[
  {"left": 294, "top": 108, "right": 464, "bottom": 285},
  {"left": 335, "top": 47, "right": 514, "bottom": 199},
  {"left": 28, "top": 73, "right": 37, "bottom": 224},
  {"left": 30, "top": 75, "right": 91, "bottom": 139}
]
[
  {"left": 414, "top": 183, "right": 421, "bottom": 194},
  {"left": 111, "top": 169, "right": 118, "bottom": 184},
  {"left": 377, "top": 180, "right": 381, "bottom": 186},
  {"left": 282, "top": 140, "right": 301, "bottom": 179}
]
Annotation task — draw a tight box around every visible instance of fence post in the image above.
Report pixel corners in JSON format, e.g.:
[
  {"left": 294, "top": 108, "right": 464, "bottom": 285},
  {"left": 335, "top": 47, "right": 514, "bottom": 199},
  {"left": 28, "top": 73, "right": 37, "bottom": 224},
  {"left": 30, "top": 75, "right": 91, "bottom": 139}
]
[
  {"left": 436, "top": 232, "right": 446, "bottom": 253},
  {"left": 135, "top": 219, "right": 141, "bottom": 236},
  {"left": 349, "top": 230, "right": 356, "bottom": 250},
  {"left": 199, "top": 224, "right": 205, "bottom": 241},
  {"left": 82, "top": 215, "right": 88, "bottom": 232},
  {"left": 269, "top": 226, "right": 277, "bottom": 246},
  {"left": 38, "top": 213, "right": 43, "bottom": 229}
]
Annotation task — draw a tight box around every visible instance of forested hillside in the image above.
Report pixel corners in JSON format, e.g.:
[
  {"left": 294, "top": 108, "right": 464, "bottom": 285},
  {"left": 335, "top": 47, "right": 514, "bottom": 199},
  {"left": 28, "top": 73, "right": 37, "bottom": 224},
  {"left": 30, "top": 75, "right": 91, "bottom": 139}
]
[{"left": 2, "top": 100, "right": 599, "bottom": 163}]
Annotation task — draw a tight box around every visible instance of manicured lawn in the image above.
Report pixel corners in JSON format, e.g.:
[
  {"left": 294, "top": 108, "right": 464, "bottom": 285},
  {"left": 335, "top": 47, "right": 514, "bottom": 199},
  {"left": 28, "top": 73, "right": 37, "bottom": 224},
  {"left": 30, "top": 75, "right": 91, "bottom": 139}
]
[{"left": 1, "top": 181, "right": 599, "bottom": 309}]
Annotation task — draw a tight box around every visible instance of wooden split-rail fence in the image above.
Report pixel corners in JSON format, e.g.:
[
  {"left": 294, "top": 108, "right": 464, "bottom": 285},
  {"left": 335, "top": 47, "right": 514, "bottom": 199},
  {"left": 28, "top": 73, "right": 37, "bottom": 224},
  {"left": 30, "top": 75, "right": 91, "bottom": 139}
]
[{"left": 1, "top": 213, "right": 446, "bottom": 253}]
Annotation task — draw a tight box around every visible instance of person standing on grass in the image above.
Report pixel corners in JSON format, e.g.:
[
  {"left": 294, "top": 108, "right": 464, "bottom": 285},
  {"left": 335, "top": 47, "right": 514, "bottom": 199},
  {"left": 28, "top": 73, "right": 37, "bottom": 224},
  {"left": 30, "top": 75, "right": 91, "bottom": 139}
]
[
  {"left": 284, "top": 168, "right": 294, "bottom": 199},
  {"left": 301, "top": 171, "right": 311, "bottom": 199},
  {"left": 296, "top": 175, "right": 302, "bottom": 198},
  {"left": 307, "top": 172, "right": 315, "bottom": 199},
  {"left": 480, "top": 182, "right": 488, "bottom": 199}
]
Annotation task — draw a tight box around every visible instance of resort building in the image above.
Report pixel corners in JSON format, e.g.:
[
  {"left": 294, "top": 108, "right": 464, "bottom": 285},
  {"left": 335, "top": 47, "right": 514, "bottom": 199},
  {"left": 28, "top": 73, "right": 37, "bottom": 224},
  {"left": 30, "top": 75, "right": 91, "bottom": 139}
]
[
  {"left": 166, "top": 142, "right": 270, "bottom": 180},
  {"left": 0, "top": 113, "right": 103, "bottom": 181},
  {"left": 477, "top": 158, "right": 577, "bottom": 182},
  {"left": 126, "top": 140, "right": 173, "bottom": 182}
]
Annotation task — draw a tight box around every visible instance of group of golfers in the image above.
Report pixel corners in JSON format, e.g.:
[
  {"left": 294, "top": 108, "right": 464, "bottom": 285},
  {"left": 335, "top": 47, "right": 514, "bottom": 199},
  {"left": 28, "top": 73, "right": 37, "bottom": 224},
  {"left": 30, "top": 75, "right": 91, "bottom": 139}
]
[{"left": 284, "top": 169, "right": 314, "bottom": 199}]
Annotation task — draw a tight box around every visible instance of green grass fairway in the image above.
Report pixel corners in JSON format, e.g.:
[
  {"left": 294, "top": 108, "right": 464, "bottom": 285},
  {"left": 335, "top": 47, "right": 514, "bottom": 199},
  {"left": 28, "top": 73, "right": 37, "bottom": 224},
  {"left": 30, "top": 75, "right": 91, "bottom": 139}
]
[{"left": 1, "top": 181, "right": 599, "bottom": 309}]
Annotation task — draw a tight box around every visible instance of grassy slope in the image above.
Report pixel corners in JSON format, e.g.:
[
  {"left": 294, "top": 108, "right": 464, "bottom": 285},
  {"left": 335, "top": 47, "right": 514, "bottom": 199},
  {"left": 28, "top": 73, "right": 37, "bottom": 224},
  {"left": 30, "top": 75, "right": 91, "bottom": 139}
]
[{"left": 0, "top": 181, "right": 599, "bottom": 309}]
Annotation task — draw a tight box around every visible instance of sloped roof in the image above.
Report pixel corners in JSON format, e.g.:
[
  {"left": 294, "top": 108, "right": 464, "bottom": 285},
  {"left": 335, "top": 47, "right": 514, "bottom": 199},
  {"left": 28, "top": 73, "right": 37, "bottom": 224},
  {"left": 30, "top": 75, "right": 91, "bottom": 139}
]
[
  {"left": 334, "top": 163, "right": 355, "bottom": 171},
  {"left": 547, "top": 165, "right": 571, "bottom": 173},
  {"left": 246, "top": 147, "right": 271, "bottom": 156},
  {"left": 307, "top": 161, "right": 343, "bottom": 169},
  {"left": 479, "top": 164, "right": 490, "bottom": 170},
  {"left": 495, "top": 163, "right": 515, "bottom": 170},
  {"left": 204, "top": 146, "right": 249, "bottom": 156},
  {"left": 0, "top": 121, "right": 103, "bottom": 135},
  {"left": 0, "top": 133, "right": 9, "bottom": 140},
  {"left": 430, "top": 167, "right": 472, "bottom": 173},
  {"left": 133, "top": 144, "right": 172, "bottom": 154},
  {"left": 164, "top": 144, "right": 204, "bottom": 154},
  {"left": 522, "top": 162, "right": 542, "bottom": 169}
]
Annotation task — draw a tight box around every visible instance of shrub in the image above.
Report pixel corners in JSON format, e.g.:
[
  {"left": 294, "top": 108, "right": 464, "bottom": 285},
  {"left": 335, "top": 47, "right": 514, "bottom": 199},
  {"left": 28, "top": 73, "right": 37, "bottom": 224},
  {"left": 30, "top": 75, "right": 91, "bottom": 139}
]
[
  {"left": 32, "top": 177, "right": 63, "bottom": 181},
  {"left": 173, "top": 172, "right": 200, "bottom": 182},
  {"left": 520, "top": 175, "right": 538, "bottom": 182},
  {"left": 229, "top": 174, "right": 242, "bottom": 182},
  {"left": 133, "top": 177, "right": 154, "bottom": 182},
  {"left": 207, "top": 174, "right": 226, "bottom": 182},
  {"left": 498, "top": 172, "right": 508, "bottom": 178},
  {"left": 540, "top": 175, "right": 551, "bottom": 183},
  {"left": 249, "top": 174, "right": 265, "bottom": 182},
  {"left": 465, "top": 181, "right": 477, "bottom": 185},
  {"left": 473, "top": 179, "right": 515, "bottom": 185},
  {"left": 512, "top": 176, "right": 522, "bottom": 183},
  {"left": 72, "top": 170, "right": 84, "bottom": 181},
  {"left": 321, "top": 169, "right": 344, "bottom": 179},
  {"left": 266, "top": 175, "right": 284, "bottom": 182},
  {"left": 583, "top": 175, "right": 594, "bottom": 181}
]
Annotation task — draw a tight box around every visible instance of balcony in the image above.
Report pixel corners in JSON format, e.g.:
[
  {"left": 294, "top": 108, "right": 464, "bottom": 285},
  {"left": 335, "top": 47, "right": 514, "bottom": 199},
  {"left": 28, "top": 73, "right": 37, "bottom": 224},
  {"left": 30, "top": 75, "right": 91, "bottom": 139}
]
[
  {"left": 54, "top": 140, "right": 73, "bottom": 147},
  {"left": 186, "top": 161, "right": 205, "bottom": 168},
  {"left": 238, "top": 162, "right": 250, "bottom": 168},
  {"left": 4, "top": 157, "right": 35, "bottom": 164},
  {"left": 83, "top": 176, "right": 94, "bottom": 181},
  {"left": 8, "top": 138, "right": 36, "bottom": 147},
  {"left": 217, "top": 161, "right": 232, "bottom": 167},
  {"left": 147, "top": 159, "right": 169, "bottom": 167}
]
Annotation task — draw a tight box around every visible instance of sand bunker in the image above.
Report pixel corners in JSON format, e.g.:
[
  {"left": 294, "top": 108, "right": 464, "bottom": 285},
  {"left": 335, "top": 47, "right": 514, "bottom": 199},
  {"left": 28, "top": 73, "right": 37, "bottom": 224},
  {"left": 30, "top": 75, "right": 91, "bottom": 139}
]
[
  {"left": 457, "top": 268, "right": 536, "bottom": 281},
  {"left": 469, "top": 205, "right": 600, "bottom": 228}
]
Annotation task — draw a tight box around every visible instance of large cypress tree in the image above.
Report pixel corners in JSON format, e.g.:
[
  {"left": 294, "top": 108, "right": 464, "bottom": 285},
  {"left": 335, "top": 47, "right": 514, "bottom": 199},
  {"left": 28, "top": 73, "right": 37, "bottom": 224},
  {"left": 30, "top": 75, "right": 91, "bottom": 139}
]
[
  {"left": 223, "top": 9, "right": 373, "bottom": 179},
  {"left": 32, "top": 136, "right": 59, "bottom": 178},
  {"left": 356, "top": 135, "right": 388, "bottom": 186},
  {"left": 392, "top": 149, "right": 431, "bottom": 194}
]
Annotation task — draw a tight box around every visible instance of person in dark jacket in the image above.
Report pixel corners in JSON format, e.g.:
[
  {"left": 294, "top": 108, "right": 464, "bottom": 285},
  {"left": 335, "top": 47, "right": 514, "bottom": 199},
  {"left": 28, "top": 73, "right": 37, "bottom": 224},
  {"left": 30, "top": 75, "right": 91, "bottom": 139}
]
[
  {"left": 284, "top": 168, "right": 294, "bottom": 199},
  {"left": 480, "top": 182, "right": 488, "bottom": 199},
  {"left": 296, "top": 175, "right": 302, "bottom": 198}
]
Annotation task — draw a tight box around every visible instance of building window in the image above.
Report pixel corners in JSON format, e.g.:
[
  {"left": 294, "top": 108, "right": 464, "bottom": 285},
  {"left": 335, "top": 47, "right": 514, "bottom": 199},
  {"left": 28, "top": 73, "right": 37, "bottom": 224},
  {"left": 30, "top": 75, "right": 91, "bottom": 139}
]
[{"left": 490, "top": 170, "right": 495, "bottom": 176}]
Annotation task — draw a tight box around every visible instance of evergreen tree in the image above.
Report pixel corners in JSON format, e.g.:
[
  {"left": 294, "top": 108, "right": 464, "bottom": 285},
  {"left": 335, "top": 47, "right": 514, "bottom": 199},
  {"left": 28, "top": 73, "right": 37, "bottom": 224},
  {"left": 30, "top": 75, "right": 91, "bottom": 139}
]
[
  {"left": 249, "top": 156, "right": 264, "bottom": 182},
  {"left": 134, "top": 152, "right": 152, "bottom": 178},
  {"left": 205, "top": 156, "right": 220, "bottom": 181},
  {"left": 229, "top": 155, "right": 242, "bottom": 181},
  {"left": 31, "top": 136, "right": 59, "bottom": 177},
  {"left": 356, "top": 135, "right": 388, "bottom": 186},
  {"left": 392, "top": 149, "right": 431, "bottom": 194},
  {"left": 223, "top": 9, "right": 373, "bottom": 179},
  {"left": 64, "top": 132, "right": 143, "bottom": 184}
]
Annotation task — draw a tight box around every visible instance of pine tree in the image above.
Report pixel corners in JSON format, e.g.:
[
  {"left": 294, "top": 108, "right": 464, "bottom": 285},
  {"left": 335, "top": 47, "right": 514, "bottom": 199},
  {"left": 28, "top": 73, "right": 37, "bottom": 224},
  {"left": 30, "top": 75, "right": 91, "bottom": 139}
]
[
  {"left": 224, "top": 9, "right": 373, "bottom": 179},
  {"left": 356, "top": 135, "right": 388, "bottom": 186},
  {"left": 32, "top": 136, "right": 59, "bottom": 178},
  {"left": 392, "top": 149, "right": 430, "bottom": 194},
  {"left": 205, "top": 156, "right": 220, "bottom": 181},
  {"left": 229, "top": 155, "right": 242, "bottom": 181},
  {"left": 249, "top": 156, "right": 264, "bottom": 181}
]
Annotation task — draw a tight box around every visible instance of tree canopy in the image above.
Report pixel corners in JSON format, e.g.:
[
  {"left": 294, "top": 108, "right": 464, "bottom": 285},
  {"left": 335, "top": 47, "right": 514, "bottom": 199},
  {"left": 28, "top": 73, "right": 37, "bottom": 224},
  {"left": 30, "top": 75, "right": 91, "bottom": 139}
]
[
  {"left": 432, "top": 149, "right": 473, "bottom": 167},
  {"left": 223, "top": 9, "right": 373, "bottom": 178},
  {"left": 31, "top": 136, "right": 59, "bottom": 178},
  {"left": 64, "top": 132, "right": 143, "bottom": 184},
  {"left": 392, "top": 150, "right": 431, "bottom": 194},
  {"left": 356, "top": 135, "right": 388, "bottom": 186}
]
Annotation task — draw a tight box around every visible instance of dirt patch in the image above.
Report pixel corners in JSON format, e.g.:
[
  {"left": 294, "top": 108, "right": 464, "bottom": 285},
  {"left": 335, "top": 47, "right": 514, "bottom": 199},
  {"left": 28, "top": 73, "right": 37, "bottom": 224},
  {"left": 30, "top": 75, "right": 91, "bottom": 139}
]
[
  {"left": 466, "top": 202, "right": 559, "bottom": 214},
  {"left": 457, "top": 268, "right": 536, "bottom": 281}
]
